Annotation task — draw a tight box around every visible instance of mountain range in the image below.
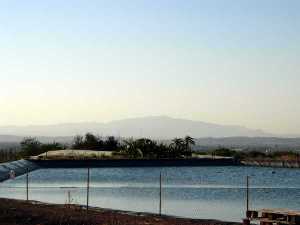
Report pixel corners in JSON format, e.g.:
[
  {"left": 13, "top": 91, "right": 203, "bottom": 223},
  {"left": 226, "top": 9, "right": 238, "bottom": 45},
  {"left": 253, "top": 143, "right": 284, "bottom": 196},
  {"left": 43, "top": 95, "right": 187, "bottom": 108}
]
[
  {"left": 0, "top": 116, "right": 274, "bottom": 139},
  {"left": 1, "top": 116, "right": 300, "bottom": 150}
]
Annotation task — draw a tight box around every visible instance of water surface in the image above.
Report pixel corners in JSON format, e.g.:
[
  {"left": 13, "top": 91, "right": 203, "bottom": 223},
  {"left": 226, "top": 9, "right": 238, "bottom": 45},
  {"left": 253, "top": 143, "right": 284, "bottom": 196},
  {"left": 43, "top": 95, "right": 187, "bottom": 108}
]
[{"left": 0, "top": 166, "right": 299, "bottom": 222}]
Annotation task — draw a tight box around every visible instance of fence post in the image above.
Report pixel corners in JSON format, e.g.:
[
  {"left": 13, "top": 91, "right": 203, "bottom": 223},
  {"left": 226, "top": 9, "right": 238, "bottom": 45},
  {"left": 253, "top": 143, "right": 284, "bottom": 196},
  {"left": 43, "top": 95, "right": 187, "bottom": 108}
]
[
  {"left": 87, "top": 167, "right": 90, "bottom": 212},
  {"left": 159, "top": 172, "right": 162, "bottom": 216},
  {"left": 26, "top": 168, "right": 29, "bottom": 201},
  {"left": 246, "top": 175, "right": 249, "bottom": 217}
]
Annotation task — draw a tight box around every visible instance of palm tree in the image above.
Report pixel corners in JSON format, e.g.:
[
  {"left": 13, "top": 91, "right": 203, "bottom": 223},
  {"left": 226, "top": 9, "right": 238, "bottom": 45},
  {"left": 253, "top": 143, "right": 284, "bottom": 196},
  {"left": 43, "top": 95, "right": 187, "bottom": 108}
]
[
  {"left": 171, "top": 138, "right": 184, "bottom": 149},
  {"left": 184, "top": 136, "right": 195, "bottom": 157},
  {"left": 138, "top": 138, "right": 161, "bottom": 158},
  {"left": 123, "top": 139, "right": 143, "bottom": 158},
  {"left": 170, "top": 138, "right": 185, "bottom": 158},
  {"left": 105, "top": 136, "right": 119, "bottom": 151}
]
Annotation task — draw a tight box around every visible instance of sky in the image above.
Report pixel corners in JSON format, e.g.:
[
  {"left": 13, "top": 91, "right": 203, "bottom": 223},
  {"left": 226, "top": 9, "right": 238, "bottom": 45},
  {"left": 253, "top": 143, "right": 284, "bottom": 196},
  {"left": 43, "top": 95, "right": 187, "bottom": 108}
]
[{"left": 0, "top": 0, "right": 299, "bottom": 135}]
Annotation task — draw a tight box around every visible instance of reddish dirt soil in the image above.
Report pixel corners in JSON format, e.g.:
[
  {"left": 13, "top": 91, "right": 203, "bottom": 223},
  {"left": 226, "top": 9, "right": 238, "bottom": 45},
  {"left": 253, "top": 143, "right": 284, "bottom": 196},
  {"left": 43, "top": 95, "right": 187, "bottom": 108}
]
[{"left": 0, "top": 198, "right": 241, "bottom": 225}]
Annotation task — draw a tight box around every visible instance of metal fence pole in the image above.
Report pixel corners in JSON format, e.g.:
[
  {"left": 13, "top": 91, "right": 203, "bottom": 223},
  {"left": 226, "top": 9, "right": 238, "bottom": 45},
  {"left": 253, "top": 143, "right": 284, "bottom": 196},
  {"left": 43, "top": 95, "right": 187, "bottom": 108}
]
[
  {"left": 246, "top": 176, "right": 249, "bottom": 217},
  {"left": 87, "top": 167, "right": 90, "bottom": 212},
  {"left": 26, "top": 168, "right": 29, "bottom": 201},
  {"left": 159, "top": 172, "right": 162, "bottom": 216}
]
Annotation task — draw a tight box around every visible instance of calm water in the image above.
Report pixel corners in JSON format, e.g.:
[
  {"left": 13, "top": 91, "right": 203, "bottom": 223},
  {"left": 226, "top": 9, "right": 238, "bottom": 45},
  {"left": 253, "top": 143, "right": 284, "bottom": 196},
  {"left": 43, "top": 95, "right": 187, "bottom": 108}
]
[{"left": 0, "top": 166, "right": 300, "bottom": 222}]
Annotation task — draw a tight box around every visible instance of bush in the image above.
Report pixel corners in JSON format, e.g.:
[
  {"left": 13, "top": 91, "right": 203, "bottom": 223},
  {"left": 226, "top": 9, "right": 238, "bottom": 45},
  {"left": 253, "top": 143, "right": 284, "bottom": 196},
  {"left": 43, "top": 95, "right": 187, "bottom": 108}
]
[
  {"left": 19, "top": 138, "right": 65, "bottom": 157},
  {"left": 213, "top": 148, "right": 236, "bottom": 157}
]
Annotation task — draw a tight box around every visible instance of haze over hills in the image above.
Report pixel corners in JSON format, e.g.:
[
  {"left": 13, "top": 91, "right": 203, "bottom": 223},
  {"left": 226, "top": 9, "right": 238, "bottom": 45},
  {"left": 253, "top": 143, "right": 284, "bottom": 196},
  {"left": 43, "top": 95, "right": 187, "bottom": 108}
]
[
  {"left": 1, "top": 116, "right": 300, "bottom": 150},
  {"left": 0, "top": 135, "right": 73, "bottom": 144},
  {"left": 0, "top": 116, "right": 273, "bottom": 139}
]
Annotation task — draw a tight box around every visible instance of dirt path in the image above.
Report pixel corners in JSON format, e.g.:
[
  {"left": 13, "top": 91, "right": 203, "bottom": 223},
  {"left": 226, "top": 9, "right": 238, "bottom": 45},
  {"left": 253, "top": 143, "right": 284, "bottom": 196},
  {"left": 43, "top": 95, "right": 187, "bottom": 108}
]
[{"left": 0, "top": 198, "right": 241, "bottom": 225}]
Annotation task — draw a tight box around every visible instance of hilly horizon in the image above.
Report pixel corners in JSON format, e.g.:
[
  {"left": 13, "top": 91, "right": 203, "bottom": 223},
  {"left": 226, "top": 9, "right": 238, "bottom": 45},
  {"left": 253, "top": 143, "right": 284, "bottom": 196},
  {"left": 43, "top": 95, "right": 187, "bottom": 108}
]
[{"left": 0, "top": 116, "right": 277, "bottom": 139}]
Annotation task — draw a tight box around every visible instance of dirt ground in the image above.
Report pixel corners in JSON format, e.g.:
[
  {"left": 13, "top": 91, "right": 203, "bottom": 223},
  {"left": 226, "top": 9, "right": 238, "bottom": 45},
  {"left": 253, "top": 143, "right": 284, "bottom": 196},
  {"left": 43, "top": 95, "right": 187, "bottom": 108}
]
[{"left": 0, "top": 198, "right": 241, "bottom": 225}]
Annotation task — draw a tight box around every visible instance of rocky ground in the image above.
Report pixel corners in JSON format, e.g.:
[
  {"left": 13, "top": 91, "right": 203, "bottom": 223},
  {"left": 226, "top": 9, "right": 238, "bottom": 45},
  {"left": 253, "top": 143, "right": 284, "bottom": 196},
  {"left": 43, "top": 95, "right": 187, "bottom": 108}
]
[{"left": 0, "top": 198, "right": 241, "bottom": 225}]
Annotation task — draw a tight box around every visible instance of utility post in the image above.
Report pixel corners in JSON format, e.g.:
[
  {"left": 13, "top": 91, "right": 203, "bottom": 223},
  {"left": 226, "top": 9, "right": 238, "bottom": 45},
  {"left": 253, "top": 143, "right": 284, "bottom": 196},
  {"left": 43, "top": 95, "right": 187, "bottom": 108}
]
[
  {"left": 87, "top": 167, "right": 90, "bottom": 212},
  {"left": 246, "top": 176, "right": 250, "bottom": 216},
  {"left": 243, "top": 175, "right": 251, "bottom": 225},
  {"left": 159, "top": 172, "right": 162, "bottom": 216},
  {"left": 26, "top": 168, "right": 29, "bottom": 201}
]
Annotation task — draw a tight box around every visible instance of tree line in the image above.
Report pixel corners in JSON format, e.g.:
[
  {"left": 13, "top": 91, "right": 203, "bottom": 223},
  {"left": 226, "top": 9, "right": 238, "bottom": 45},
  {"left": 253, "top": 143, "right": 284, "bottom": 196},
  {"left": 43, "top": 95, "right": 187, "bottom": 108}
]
[
  {"left": 18, "top": 138, "right": 66, "bottom": 158},
  {"left": 72, "top": 133, "right": 119, "bottom": 151},
  {"left": 121, "top": 136, "right": 195, "bottom": 159},
  {"left": 0, "top": 148, "right": 19, "bottom": 163},
  {"left": 15, "top": 133, "right": 196, "bottom": 159},
  {"left": 3, "top": 132, "right": 299, "bottom": 162}
]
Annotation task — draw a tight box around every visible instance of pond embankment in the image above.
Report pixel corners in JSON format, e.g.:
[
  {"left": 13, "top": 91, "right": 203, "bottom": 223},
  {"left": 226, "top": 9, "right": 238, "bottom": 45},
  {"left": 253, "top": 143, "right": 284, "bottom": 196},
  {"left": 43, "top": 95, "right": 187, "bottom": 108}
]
[
  {"left": 0, "top": 198, "right": 240, "bottom": 225},
  {"left": 30, "top": 158, "right": 239, "bottom": 168},
  {"left": 0, "top": 160, "right": 39, "bottom": 182},
  {"left": 241, "top": 160, "right": 300, "bottom": 168},
  {"left": 0, "top": 158, "right": 238, "bottom": 182}
]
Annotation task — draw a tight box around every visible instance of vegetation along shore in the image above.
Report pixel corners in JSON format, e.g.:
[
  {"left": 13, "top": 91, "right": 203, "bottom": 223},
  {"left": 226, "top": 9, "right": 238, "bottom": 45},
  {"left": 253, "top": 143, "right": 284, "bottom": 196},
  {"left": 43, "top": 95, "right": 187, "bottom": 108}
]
[{"left": 0, "top": 133, "right": 300, "bottom": 169}]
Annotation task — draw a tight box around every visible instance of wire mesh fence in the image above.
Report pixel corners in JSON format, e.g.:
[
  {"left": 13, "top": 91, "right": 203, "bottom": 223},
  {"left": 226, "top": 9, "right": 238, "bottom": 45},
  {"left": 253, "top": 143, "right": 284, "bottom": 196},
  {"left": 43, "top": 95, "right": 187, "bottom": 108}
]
[{"left": 1, "top": 166, "right": 300, "bottom": 222}]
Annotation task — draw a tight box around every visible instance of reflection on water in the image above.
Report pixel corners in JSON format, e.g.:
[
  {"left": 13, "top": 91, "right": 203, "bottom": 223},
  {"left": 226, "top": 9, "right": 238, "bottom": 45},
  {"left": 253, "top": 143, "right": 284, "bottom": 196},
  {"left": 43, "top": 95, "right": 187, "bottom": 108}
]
[{"left": 1, "top": 166, "right": 300, "bottom": 222}]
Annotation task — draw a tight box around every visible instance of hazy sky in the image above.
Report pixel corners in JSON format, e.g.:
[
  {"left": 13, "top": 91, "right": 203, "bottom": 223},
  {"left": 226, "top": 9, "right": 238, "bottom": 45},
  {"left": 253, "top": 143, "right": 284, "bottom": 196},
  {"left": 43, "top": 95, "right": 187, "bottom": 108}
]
[{"left": 0, "top": 0, "right": 299, "bottom": 134}]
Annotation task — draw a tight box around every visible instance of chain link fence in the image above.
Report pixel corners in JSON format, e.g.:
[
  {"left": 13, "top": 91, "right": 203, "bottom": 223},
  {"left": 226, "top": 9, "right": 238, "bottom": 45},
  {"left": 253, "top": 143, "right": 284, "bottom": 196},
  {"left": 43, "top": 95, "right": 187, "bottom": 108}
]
[{"left": 1, "top": 166, "right": 300, "bottom": 222}]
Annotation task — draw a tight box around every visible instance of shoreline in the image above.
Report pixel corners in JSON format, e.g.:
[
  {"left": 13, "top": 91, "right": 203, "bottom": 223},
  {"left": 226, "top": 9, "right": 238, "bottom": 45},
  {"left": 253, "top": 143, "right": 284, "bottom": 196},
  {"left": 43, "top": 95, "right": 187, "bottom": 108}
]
[
  {"left": 30, "top": 158, "right": 239, "bottom": 168},
  {"left": 241, "top": 159, "right": 300, "bottom": 168},
  {"left": 1, "top": 158, "right": 299, "bottom": 182},
  {"left": 0, "top": 158, "right": 238, "bottom": 182},
  {"left": 0, "top": 198, "right": 240, "bottom": 225}
]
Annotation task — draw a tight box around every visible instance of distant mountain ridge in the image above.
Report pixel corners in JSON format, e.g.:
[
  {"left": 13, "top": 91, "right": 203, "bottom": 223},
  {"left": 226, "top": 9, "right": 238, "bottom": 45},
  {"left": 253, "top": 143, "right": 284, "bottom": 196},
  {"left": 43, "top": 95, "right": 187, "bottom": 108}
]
[
  {"left": 194, "top": 137, "right": 300, "bottom": 150},
  {"left": 0, "top": 116, "right": 273, "bottom": 138},
  {"left": 1, "top": 116, "right": 300, "bottom": 151},
  {"left": 0, "top": 135, "right": 73, "bottom": 143},
  {"left": 2, "top": 136, "right": 300, "bottom": 152}
]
